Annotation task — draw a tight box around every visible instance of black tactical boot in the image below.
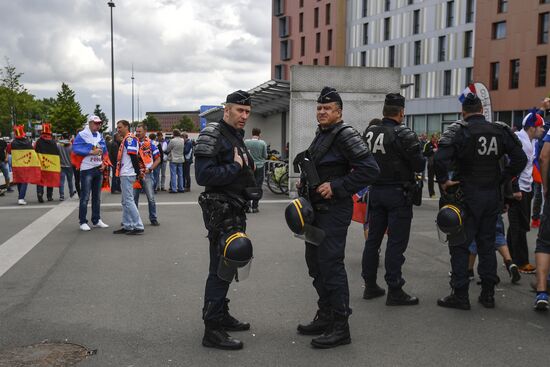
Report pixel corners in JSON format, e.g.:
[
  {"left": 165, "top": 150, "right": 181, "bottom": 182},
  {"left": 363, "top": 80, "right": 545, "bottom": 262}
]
[
  {"left": 363, "top": 282, "right": 386, "bottom": 300},
  {"left": 202, "top": 321, "right": 243, "bottom": 350},
  {"left": 37, "top": 195, "right": 44, "bottom": 203},
  {"left": 478, "top": 285, "right": 495, "bottom": 308},
  {"left": 386, "top": 288, "right": 419, "bottom": 306},
  {"left": 297, "top": 309, "right": 332, "bottom": 335},
  {"left": 221, "top": 299, "right": 250, "bottom": 331},
  {"left": 310, "top": 314, "right": 351, "bottom": 349},
  {"left": 437, "top": 290, "right": 471, "bottom": 310}
]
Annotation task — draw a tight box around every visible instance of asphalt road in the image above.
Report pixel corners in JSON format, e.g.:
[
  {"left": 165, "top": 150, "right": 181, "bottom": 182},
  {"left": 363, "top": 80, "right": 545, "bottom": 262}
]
[{"left": 0, "top": 179, "right": 548, "bottom": 366}]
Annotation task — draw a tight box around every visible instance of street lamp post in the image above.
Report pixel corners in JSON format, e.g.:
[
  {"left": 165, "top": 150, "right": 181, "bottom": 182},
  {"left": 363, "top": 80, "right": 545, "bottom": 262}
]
[
  {"left": 131, "top": 64, "right": 134, "bottom": 124},
  {"left": 108, "top": 1, "right": 115, "bottom": 133}
]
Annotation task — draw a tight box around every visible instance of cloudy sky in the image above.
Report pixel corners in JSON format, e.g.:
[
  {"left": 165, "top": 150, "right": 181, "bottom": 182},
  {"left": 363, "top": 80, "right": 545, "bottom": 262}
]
[{"left": 0, "top": 0, "right": 271, "bottom": 126}]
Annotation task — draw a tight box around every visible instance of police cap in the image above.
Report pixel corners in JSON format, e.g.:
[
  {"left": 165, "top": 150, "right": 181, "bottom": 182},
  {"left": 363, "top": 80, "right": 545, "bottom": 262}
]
[
  {"left": 317, "top": 87, "right": 343, "bottom": 108},
  {"left": 384, "top": 93, "right": 405, "bottom": 108},
  {"left": 225, "top": 90, "right": 252, "bottom": 106}
]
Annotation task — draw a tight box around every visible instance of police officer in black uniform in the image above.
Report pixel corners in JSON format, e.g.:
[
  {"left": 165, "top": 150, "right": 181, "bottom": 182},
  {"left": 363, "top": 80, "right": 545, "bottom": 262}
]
[
  {"left": 194, "top": 90, "right": 257, "bottom": 350},
  {"left": 295, "top": 87, "right": 380, "bottom": 349},
  {"left": 435, "top": 93, "right": 527, "bottom": 310},
  {"left": 361, "top": 93, "right": 425, "bottom": 305}
]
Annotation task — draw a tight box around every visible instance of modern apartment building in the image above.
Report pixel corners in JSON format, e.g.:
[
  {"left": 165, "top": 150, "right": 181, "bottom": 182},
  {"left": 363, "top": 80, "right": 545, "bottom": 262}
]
[
  {"left": 474, "top": 0, "right": 550, "bottom": 127},
  {"left": 271, "top": 0, "right": 347, "bottom": 80},
  {"left": 347, "top": 0, "right": 476, "bottom": 133}
]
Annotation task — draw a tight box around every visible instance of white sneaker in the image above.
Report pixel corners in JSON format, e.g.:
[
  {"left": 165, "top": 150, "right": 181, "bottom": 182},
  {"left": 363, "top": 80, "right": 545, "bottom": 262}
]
[
  {"left": 80, "top": 223, "right": 91, "bottom": 231},
  {"left": 17, "top": 199, "right": 27, "bottom": 205},
  {"left": 92, "top": 220, "right": 109, "bottom": 228}
]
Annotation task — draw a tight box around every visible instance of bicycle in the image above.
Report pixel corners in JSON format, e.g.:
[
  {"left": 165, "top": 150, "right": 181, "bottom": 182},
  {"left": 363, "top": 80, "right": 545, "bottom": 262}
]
[{"left": 264, "top": 159, "right": 289, "bottom": 195}]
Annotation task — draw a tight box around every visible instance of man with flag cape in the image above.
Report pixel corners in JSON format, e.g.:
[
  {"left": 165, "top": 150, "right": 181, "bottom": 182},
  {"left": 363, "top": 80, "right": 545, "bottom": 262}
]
[
  {"left": 34, "top": 123, "right": 61, "bottom": 202},
  {"left": 7, "top": 125, "right": 41, "bottom": 205}
]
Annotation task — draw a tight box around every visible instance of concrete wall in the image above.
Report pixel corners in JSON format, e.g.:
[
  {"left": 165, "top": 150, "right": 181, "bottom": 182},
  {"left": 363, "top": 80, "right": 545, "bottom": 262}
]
[
  {"left": 288, "top": 65, "right": 401, "bottom": 191},
  {"left": 243, "top": 112, "right": 287, "bottom": 154}
]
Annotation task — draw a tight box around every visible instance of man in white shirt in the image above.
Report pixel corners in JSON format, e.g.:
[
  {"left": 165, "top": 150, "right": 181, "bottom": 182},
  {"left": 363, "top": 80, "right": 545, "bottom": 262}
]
[{"left": 509, "top": 112, "right": 545, "bottom": 273}]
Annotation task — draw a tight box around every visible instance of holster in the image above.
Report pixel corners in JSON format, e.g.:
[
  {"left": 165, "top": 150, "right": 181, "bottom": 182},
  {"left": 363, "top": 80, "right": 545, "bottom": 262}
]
[
  {"left": 403, "top": 178, "right": 423, "bottom": 207},
  {"left": 199, "top": 192, "right": 247, "bottom": 233}
]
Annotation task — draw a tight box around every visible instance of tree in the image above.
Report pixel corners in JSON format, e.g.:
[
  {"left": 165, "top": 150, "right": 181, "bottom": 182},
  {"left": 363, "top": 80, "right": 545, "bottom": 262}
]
[
  {"left": 175, "top": 115, "right": 198, "bottom": 132},
  {"left": 49, "top": 83, "right": 86, "bottom": 135},
  {"left": 0, "top": 58, "right": 26, "bottom": 126},
  {"left": 142, "top": 114, "right": 161, "bottom": 131},
  {"left": 93, "top": 104, "right": 109, "bottom": 133}
]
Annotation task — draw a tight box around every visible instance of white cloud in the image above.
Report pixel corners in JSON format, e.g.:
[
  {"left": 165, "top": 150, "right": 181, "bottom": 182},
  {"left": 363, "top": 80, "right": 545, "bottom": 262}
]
[{"left": 0, "top": 0, "right": 271, "bottom": 126}]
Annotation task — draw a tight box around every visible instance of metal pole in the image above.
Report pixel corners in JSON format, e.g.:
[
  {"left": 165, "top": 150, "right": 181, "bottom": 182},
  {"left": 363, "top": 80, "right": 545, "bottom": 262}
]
[
  {"left": 108, "top": 1, "right": 116, "bottom": 132},
  {"left": 131, "top": 64, "right": 134, "bottom": 123}
]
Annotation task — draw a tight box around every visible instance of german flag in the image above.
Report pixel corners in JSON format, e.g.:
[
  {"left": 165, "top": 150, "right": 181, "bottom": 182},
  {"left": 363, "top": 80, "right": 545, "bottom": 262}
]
[
  {"left": 35, "top": 138, "right": 61, "bottom": 187},
  {"left": 11, "top": 138, "right": 42, "bottom": 185}
]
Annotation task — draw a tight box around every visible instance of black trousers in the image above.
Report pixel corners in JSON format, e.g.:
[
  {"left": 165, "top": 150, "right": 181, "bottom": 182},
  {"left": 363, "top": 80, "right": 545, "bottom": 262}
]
[
  {"left": 183, "top": 161, "right": 192, "bottom": 189},
  {"left": 251, "top": 166, "right": 264, "bottom": 209},
  {"left": 203, "top": 230, "right": 231, "bottom": 323},
  {"left": 305, "top": 201, "right": 353, "bottom": 316},
  {"left": 450, "top": 187, "right": 500, "bottom": 293},
  {"left": 427, "top": 157, "right": 436, "bottom": 197},
  {"left": 37, "top": 185, "right": 53, "bottom": 199},
  {"left": 362, "top": 185, "right": 412, "bottom": 290},
  {"left": 507, "top": 190, "right": 533, "bottom": 267}
]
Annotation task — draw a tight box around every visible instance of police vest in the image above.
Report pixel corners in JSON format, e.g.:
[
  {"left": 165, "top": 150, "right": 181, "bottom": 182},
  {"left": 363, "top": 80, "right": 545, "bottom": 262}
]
[
  {"left": 364, "top": 124, "right": 412, "bottom": 184},
  {"left": 457, "top": 121, "right": 504, "bottom": 186},
  {"left": 208, "top": 123, "right": 256, "bottom": 197}
]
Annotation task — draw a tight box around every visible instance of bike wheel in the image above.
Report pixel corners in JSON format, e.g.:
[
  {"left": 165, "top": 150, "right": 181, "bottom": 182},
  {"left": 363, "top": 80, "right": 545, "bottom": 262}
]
[
  {"left": 266, "top": 171, "right": 283, "bottom": 194},
  {"left": 278, "top": 171, "right": 289, "bottom": 194}
]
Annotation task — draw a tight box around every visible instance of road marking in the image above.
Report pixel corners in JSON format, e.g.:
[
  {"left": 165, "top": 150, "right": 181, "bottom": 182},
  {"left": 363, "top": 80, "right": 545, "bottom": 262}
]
[{"left": 0, "top": 200, "right": 78, "bottom": 278}]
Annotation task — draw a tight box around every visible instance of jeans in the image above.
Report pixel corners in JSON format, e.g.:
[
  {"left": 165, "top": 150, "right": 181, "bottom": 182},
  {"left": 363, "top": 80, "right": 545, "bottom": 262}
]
[
  {"left": 160, "top": 161, "right": 167, "bottom": 190},
  {"left": 0, "top": 161, "right": 9, "bottom": 186},
  {"left": 17, "top": 183, "right": 27, "bottom": 200},
  {"left": 59, "top": 167, "right": 75, "bottom": 198},
  {"left": 73, "top": 167, "right": 81, "bottom": 197},
  {"left": 153, "top": 165, "right": 161, "bottom": 191},
  {"left": 120, "top": 175, "right": 144, "bottom": 230},
  {"left": 111, "top": 167, "right": 121, "bottom": 193},
  {"left": 134, "top": 173, "right": 157, "bottom": 222},
  {"left": 79, "top": 167, "right": 103, "bottom": 225},
  {"left": 533, "top": 182, "right": 543, "bottom": 220},
  {"left": 170, "top": 162, "right": 184, "bottom": 192}
]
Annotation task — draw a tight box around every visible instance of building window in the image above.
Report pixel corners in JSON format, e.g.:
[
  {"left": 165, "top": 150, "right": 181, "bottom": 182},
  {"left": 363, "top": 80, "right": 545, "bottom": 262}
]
[
  {"left": 542, "top": 0, "right": 550, "bottom": 4},
  {"left": 444, "top": 70, "right": 452, "bottom": 95},
  {"left": 385, "top": 0, "right": 391, "bottom": 11},
  {"left": 280, "top": 40, "right": 292, "bottom": 61},
  {"left": 300, "top": 36, "right": 305, "bottom": 57},
  {"left": 539, "top": 12, "right": 549, "bottom": 44},
  {"left": 492, "top": 21, "right": 506, "bottom": 39},
  {"left": 363, "top": 23, "right": 369, "bottom": 45},
  {"left": 327, "top": 29, "right": 333, "bottom": 51},
  {"left": 537, "top": 56, "right": 547, "bottom": 87},
  {"left": 313, "top": 58, "right": 318, "bottom": 65},
  {"left": 384, "top": 17, "right": 391, "bottom": 41},
  {"left": 314, "top": 7, "right": 319, "bottom": 28},
  {"left": 409, "top": 0, "right": 414, "bottom": 4},
  {"left": 414, "top": 74, "right": 421, "bottom": 98},
  {"left": 274, "top": 64, "right": 284, "bottom": 80},
  {"left": 446, "top": 1, "right": 454, "bottom": 28},
  {"left": 465, "top": 67, "right": 473, "bottom": 86},
  {"left": 273, "top": 0, "right": 284, "bottom": 16},
  {"left": 464, "top": 31, "right": 473, "bottom": 58},
  {"left": 438, "top": 36, "right": 446, "bottom": 62},
  {"left": 316, "top": 32, "right": 321, "bottom": 53},
  {"left": 466, "top": 0, "right": 474, "bottom": 23},
  {"left": 279, "top": 16, "right": 290, "bottom": 38},
  {"left": 361, "top": 51, "right": 367, "bottom": 67},
  {"left": 299, "top": 0, "right": 303, "bottom": 7},
  {"left": 490, "top": 62, "right": 500, "bottom": 90},
  {"left": 413, "top": 10, "right": 420, "bottom": 34},
  {"left": 497, "top": 0, "right": 508, "bottom": 13},
  {"left": 414, "top": 40, "right": 421, "bottom": 65},
  {"left": 389, "top": 46, "right": 395, "bottom": 67},
  {"left": 326, "top": 3, "right": 331, "bottom": 25},
  {"left": 362, "top": 0, "right": 368, "bottom": 18},
  {"left": 509, "top": 59, "right": 520, "bottom": 89},
  {"left": 325, "top": 56, "right": 330, "bottom": 65},
  {"left": 299, "top": 13, "right": 304, "bottom": 33}
]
